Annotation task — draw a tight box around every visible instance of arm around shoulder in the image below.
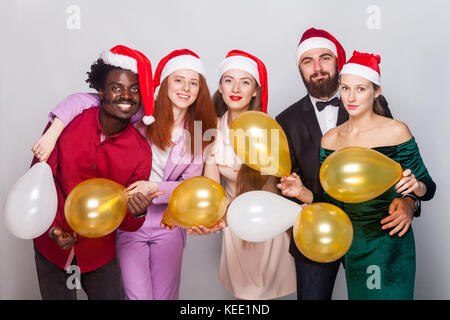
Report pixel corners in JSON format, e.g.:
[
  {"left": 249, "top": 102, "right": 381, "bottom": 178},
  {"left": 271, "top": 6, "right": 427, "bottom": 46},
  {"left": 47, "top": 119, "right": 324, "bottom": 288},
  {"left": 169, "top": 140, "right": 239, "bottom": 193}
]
[{"left": 50, "top": 92, "right": 100, "bottom": 126}]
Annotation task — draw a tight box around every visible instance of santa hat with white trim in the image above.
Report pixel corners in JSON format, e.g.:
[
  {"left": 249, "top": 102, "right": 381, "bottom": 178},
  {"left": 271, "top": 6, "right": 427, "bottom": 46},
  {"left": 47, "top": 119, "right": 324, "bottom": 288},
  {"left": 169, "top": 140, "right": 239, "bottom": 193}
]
[
  {"left": 340, "top": 51, "right": 381, "bottom": 86},
  {"left": 101, "top": 45, "right": 155, "bottom": 125},
  {"left": 218, "top": 50, "right": 268, "bottom": 113},
  {"left": 153, "top": 49, "right": 206, "bottom": 90},
  {"left": 296, "top": 27, "right": 346, "bottom": 72}
]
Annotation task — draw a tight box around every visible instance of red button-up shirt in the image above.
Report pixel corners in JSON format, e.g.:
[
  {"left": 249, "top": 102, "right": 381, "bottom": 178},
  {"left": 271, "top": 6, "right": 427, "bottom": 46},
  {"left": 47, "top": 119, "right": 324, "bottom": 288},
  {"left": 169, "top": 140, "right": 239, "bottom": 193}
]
[{"left": 33, "top": 107, "right": 152, "bottom": 273}]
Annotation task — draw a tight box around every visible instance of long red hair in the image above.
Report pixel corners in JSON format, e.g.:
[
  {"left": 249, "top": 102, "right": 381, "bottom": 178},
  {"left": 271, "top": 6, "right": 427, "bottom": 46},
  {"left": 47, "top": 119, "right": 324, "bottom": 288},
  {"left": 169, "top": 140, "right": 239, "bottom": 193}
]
[{"left": 145, "top": 74, "right": 217, "bottom": 154}]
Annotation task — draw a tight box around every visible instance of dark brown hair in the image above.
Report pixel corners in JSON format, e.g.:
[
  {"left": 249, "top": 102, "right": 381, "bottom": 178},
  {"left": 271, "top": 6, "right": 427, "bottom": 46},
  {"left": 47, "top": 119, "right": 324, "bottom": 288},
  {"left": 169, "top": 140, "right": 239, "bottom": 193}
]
[{"left": 372, "top": 83, "right": 387, "bottom": 116}]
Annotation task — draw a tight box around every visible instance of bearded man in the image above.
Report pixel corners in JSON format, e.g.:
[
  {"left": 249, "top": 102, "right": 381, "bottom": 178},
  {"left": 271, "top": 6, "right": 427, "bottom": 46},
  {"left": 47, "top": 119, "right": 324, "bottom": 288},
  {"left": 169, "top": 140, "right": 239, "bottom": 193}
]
[{"left": 276, "top": 28, "right": 421, "bottom": 300}]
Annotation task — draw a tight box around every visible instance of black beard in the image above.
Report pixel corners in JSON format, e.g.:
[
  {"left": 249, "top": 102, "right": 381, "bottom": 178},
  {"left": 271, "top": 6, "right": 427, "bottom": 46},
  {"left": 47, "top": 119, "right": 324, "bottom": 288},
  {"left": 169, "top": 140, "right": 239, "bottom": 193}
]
[{"left": 301, "top": 68, "right": 339, "bottom": 99}]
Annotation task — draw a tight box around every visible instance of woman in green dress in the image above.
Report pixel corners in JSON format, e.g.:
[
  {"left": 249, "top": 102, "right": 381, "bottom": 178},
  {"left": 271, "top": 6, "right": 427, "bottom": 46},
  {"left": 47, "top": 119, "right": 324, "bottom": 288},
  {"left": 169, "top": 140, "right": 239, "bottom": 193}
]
[{"left": 277, "top": 51, "right": 436, "bottom": 299}]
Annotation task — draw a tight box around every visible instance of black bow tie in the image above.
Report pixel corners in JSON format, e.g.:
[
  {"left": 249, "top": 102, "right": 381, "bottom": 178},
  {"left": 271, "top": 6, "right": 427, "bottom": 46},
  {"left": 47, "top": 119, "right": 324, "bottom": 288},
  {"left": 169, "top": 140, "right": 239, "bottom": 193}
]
[{"left": 315, "top": 97, "right": 340, "bottom": 112}]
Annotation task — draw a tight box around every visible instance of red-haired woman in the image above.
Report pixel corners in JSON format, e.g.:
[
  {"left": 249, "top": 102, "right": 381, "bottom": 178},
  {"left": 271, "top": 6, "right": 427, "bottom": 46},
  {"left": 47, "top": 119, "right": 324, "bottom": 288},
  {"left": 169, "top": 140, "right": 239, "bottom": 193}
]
[
  {"left": 194, "top": 50, "right": 296, "bottom": 300},
  {"left": 31, "top": 49, "right": 217, "bottom": 300}
]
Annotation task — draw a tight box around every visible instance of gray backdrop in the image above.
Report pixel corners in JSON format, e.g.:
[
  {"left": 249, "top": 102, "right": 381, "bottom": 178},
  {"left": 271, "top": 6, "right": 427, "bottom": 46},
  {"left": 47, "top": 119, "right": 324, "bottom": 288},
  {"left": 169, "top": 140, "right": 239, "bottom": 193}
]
[{"left": 1, "top": 0, "right": 448, "bottom": 300}]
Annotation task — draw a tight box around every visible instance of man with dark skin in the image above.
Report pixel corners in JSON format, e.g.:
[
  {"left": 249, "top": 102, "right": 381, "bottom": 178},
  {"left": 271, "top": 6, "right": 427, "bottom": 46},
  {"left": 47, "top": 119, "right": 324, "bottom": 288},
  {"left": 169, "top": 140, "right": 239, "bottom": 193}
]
[
  {"left": 33, "top": 46, "right": 157, "bottom": 300},
  {"left": 50, "top": 68, "right": 154, "bottom": 249}
]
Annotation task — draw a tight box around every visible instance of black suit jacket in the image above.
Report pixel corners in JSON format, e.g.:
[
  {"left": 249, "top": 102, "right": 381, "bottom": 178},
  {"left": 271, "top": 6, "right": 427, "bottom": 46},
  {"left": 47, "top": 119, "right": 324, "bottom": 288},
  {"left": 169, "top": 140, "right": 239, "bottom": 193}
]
[{"left": 276, "top": 95, "right": 393, "bottom": 260}]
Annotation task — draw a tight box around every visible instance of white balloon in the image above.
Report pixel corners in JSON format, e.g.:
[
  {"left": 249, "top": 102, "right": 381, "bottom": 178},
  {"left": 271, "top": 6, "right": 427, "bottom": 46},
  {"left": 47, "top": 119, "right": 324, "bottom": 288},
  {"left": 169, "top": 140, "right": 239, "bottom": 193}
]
[
  {"left": 227, "top": 190, "right": 302, "bottom": 242},
  {"left": 5, "top": 162, "right": 58, "bottom": 239}
]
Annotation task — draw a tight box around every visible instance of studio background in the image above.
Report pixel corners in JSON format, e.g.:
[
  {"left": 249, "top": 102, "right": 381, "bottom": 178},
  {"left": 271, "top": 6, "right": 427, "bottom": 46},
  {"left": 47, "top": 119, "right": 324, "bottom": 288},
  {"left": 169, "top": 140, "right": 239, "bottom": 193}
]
[{"left": 1, "top": 0, "right": 448, "bottom": 300}]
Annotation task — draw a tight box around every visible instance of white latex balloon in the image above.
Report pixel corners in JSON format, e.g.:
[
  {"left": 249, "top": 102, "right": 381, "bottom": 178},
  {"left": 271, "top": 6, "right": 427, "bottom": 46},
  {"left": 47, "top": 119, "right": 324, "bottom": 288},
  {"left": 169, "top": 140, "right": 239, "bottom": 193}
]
[
  {"left": 5, "top": 162, "right": 58, "bottom": 239},
  {"left": 227, "top": 190, "right": 302, "bottom": 242}
]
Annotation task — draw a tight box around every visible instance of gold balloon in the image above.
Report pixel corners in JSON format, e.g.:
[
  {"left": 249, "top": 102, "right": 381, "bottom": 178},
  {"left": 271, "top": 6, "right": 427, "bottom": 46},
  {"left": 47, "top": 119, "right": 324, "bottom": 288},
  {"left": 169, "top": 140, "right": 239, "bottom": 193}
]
[
  {"left": 320, "top": 147, "right": 403, "bottom": 203},
  {"left": 161, "top": 209, "right": 178, "bottom": 228},
  {"left": 65, "top": 178, "right": 128, "bottom": 238},
  {"left": 229, "top": 111, "right": 291, "bottom": 177},
  {"left": 167, "top": 176, "right": 228, "bottom": 229},
  {"left": 294, "top": 203, "right": 353, "bottom": 263}
]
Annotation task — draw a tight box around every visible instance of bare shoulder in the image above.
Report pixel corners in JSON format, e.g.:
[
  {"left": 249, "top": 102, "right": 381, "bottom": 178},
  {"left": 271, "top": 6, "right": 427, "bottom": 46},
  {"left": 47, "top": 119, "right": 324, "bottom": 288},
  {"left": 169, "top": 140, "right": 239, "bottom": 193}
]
[
  {"left": 383, "top": 119, "right": 413, "bottom": 145},
  {"left": 321, "top": 126, "right": 340, "bottom": 150}
]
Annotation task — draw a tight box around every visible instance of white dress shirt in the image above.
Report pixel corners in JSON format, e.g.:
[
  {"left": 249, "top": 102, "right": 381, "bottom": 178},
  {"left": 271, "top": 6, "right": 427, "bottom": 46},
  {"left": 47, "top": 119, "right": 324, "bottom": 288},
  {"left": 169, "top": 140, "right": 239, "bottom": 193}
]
[
  {"left": 148, "top": 127, "right": 182, "bottom": 182},
  {"left": 309, "top": 91, "right": 340, "bottom": 135}
]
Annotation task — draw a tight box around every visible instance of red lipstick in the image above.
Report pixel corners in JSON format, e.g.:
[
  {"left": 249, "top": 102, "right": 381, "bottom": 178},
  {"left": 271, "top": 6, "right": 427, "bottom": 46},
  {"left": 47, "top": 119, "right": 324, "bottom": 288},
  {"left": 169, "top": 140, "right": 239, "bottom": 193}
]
[{"left": 230, "top": 95, "right": 242, "bottom": 101}]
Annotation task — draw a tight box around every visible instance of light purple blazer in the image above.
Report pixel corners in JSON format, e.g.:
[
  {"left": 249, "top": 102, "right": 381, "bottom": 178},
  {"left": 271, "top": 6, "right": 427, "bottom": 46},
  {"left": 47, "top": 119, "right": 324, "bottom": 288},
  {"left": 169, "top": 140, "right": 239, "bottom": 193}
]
[{"left": 49, "top": 93, "right": 205, "bottom": 242}]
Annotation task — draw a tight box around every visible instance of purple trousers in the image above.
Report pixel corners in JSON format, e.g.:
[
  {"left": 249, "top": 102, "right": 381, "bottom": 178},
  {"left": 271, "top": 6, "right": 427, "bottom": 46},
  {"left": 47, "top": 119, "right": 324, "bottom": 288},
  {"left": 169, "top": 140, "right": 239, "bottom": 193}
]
[{"left": 116, "top": 207, "right": 186, "bottom": 300}]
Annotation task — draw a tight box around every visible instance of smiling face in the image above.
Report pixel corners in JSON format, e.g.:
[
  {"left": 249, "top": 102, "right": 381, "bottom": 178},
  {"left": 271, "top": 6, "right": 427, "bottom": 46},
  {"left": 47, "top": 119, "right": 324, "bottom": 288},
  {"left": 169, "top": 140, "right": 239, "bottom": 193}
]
[
  {"left": 98, "top": 69, "right": 141, "bottom": 120},
  {"left": 298, "top": 47, "right": 339, "bottom": 99},
  {"left": 339, "top": 73, "right": 381, "bottom": 116},
  {"left": 166, "top": 69, "right": 200, "bottom": 111},
  {"left": 218, "top": 69, "right": 258, "bottom": 112}
]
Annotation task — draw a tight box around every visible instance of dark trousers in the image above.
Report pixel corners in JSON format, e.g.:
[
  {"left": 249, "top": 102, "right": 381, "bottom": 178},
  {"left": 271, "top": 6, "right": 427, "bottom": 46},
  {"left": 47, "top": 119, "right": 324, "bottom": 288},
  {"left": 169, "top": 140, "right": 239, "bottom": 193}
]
[
  {"left": 294, "top": 255, "right": 343, "bottom": 300},
  {"left": 34, "top": 247, "right": 124, "bottom": 300}
]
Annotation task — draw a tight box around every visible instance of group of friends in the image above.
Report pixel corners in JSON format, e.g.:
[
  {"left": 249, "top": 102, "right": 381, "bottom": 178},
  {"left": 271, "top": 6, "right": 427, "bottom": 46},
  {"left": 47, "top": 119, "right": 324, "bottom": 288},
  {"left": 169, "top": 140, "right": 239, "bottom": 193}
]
[{"left": 30, "top": 27, "right": 436, "bottom": 300}]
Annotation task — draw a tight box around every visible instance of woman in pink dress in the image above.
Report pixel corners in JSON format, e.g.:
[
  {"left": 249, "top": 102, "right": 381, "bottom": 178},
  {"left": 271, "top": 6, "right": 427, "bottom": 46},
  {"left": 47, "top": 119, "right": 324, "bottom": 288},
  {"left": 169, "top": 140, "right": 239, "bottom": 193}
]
[{"left": 196, "top": 50, "right": 296, "bottom": 300}]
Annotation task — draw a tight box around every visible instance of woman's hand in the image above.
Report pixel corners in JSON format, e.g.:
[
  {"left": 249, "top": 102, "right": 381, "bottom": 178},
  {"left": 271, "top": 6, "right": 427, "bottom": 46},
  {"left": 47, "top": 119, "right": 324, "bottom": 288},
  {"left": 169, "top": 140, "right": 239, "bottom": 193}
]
[
  {"left": 31, "top": 118, "right": 65, "bottom": 162},
  {"left": 395, "top": 169, "right": 426, "bottom": 197},
  {"left": 127, "top": 180, "right": 158, "bottom": 197},
  {"left": 160, "top": 221, "right": 177, "bottom": 231},
  {"left": 187, "top": 219, "right": 227, "bottom": 236},
  {"left": 160, "top": 210, "right": 177, "bottom": 231}
]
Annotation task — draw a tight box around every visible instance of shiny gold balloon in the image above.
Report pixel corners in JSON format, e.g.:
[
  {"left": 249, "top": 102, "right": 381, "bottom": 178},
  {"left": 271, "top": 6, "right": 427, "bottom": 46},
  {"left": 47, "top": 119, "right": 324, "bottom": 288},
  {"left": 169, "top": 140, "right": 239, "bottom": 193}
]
[
  {"left": 161, "top": 209, "right": 178, "bottom": 228},
  {"left": 294, "top": 203, "right": 353, "bottom": 263},
  {"left": 320, "top": 147, "right": 403, "bottom": 203},
  {"left": 229, "top": 111, "right": 291, "bottom": 177},
  {"left": 167, "top": 176, "right": 228, "bottom": 229},
  {"left": 65, "top": 178, "right": 128, "bottom": 238}
]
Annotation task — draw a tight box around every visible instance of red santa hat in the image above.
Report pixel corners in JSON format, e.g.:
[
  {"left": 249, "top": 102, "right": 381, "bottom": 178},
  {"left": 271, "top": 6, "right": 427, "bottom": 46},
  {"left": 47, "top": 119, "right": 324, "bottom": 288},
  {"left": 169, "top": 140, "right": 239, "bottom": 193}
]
[
  {"left": 101, "top": 45, "right": 155, "bottom": 125},
  {"left": 296, "top": 27, "right": 346, "bottom": 71},
  {"left": 340, "top": 51, "right": 381, "bottom": 86},
  {"left": 218, "top": 50, "right": 268, "bottom": 113},
  {"left": 153, "top": 49, "right": 206, "bottom": 90}
]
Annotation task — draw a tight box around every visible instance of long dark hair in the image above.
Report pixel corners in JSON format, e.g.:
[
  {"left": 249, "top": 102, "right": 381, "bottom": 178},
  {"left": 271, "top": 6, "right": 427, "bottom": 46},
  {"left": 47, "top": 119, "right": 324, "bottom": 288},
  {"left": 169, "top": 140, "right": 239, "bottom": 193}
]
[{"left": 372, "top": 83, "right": 388, "bottom": 116}]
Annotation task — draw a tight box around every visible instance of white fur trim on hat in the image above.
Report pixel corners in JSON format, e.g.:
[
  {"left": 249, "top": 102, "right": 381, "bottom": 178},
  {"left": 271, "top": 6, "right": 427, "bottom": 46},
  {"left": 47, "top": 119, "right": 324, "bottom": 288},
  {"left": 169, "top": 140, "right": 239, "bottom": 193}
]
[
  {"left": 160, "top": 55, "right": 205, "bottom": 83},
  {"left": 142, "top": 115, "right": 155, "bottom": 125},
  {"left": 340, "top": 63, "right": 381, "bottom": 86},
  {"left": 101, "top": 51, "right": 138, "bottom": 74},
  {"left": 218, "top": 56, "right": 260, "bottom": 84},
  {"left": 296, "top": 37, "right": 337, "bottom": 65}
]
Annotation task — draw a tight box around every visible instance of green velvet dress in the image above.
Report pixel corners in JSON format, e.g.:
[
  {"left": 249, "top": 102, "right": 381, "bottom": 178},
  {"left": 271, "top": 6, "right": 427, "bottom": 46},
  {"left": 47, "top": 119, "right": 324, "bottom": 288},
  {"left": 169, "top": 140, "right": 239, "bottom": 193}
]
[{"left": 317, "top": 138, "right": 435, "bottom": 300}]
